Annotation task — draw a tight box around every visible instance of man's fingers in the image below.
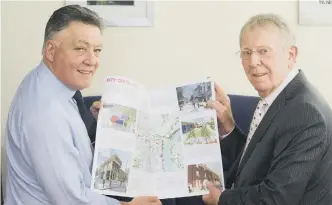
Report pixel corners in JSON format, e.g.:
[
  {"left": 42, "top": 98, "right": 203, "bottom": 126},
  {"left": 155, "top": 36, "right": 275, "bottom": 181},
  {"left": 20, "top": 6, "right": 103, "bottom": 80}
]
[
  {"left": 202, "top": 194, "right": 210, "bottom": 202},
  {"left": 202, "top": 183, "right": 222, "bottom": 205},
  {"left": 206, "top": 182, "right": 216, "bottom": 191},
  {"left": 147, "top": 196, "right": 159, "bottom": 202},
  {"left": 214, "top": 82, "right": 226, "bottom": 96},
  {"left": 207, "top": 100, "right": 227, "bottom": 114},
  {"left": 206, "top": 100, "right": 214, "bottom": 109},
  {"left": 92, "top": 101, "right": 102, "bottom": 109},
  {"left": 147, "top": 196, "right": 161, "bottom": 205},
  {"left": 214, "top": 83, "right": 229, "bottom": 104}
]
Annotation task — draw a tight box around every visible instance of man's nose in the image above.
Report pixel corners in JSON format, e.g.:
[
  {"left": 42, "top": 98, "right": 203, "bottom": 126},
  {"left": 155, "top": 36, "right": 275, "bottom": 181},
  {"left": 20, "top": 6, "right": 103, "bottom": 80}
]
[
  {"left": 84, "top": 50, "right": 98, "bottom": 66},
  {"left": 249, "top": 52, "right": 261, "bottom": 67}
]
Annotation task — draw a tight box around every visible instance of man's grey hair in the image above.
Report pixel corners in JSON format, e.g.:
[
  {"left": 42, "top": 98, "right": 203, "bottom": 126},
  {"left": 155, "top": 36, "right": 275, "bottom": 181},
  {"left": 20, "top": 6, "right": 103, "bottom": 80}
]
[
  {"left": 42, "top": 4, "right": 103, "bottom": 53},
  {"left": 239, "top": 13, "right": 296, "bottom": 48}
]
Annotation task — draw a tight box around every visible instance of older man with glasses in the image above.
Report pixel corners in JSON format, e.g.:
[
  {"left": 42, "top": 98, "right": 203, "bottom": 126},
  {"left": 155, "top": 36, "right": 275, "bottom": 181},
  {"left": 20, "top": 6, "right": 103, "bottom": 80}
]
[{"left": 203, "top": 13, "right": 332, "bottom": 205}]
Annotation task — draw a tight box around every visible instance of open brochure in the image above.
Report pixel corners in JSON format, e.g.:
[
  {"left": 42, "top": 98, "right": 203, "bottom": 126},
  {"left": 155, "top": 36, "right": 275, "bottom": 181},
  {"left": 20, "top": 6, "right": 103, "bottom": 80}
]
[{"left": 91, "top": 76, "right": 225, "bottom": 199}]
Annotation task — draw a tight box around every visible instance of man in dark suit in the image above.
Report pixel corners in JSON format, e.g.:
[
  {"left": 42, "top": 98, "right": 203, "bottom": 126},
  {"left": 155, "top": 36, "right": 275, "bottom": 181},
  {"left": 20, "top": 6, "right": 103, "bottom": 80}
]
[{"left": 203, "top": 13, "right": 332, "bottom": 205}]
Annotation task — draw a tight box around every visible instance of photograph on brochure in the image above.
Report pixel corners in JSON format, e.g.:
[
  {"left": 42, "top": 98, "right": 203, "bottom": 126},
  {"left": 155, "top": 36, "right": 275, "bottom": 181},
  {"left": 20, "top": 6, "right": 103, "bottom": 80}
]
[
  {"left": 93, "top": 148, "right": 133, "bottom": 193},
  {"left": 176, "top": 82, "right": 213, "bottom": 113},
  {"left": 187, "top": 162, "right": 224, "bottom": 194}
]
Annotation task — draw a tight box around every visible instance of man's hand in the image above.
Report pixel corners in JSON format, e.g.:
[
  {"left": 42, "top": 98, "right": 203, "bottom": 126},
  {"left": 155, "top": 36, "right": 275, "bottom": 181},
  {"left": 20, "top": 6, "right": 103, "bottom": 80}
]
[
  {"left": 202, "top": 182, "right": 222, "bottom": 205},
  {"left": 125, "top": 196, "right": 161, "bottom": 205},
  {"left": 207, "top": 83, "right": 235, "bottom": 136},
  {"left": 90, "top": 101, "right": 102, "bottom": 120}
]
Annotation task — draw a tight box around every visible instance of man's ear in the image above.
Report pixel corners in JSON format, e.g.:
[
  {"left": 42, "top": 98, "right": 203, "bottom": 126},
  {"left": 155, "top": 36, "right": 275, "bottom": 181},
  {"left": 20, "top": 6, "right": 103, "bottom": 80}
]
[
  {"left": 288, "top": 45, "right": 298, "bottom": 68},
  {"left": 44, "top": 40, "right": 57, "bottom": 63}
]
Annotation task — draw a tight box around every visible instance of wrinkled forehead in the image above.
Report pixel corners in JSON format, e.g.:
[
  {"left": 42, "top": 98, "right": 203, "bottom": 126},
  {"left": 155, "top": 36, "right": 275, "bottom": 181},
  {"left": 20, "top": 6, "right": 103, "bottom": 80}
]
[
  {"left": 55, "top": 21, "right": 103, "bottom": 46},
  {"left": 240, "top": 25, "right": 284, "bottom": 49}
]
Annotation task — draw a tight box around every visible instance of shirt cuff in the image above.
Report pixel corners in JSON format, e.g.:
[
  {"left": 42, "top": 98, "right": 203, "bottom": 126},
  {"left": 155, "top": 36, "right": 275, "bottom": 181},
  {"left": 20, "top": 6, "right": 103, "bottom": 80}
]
[{"left": 219, "top": 126, "right": 235, "bottom": 140}]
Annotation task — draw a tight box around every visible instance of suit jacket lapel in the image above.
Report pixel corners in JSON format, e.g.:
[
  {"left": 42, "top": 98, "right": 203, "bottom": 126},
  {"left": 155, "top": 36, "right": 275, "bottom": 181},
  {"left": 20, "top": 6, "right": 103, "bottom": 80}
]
[
  {"left": 233, "top": 70, "right": 308, "bottom": 179},
  {"left": 236, "top": 93, "right": 284, "bottom": 177}
]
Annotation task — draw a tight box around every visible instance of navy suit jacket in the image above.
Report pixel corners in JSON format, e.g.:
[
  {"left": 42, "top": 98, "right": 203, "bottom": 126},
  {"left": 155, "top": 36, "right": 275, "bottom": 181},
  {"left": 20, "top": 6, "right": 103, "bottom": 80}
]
[{"left": 219, "top": 71, "right": 332, "bottom": 205}]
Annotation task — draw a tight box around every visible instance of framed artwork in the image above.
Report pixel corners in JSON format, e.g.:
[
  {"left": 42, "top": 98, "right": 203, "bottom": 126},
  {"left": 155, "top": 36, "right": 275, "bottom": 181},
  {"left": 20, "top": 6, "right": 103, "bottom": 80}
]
[
  {"left": 299, "top": 0, "right": 332, "bottom": 25},
  {"left": 65, "top": 0, "right": 154, "bottom": 27}
]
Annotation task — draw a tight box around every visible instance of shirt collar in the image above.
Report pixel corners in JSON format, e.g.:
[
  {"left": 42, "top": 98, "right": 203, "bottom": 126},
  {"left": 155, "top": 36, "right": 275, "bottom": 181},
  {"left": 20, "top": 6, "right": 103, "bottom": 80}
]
[
  {"left": 262, "top": 68, "right": 299, "bottom": 107},
  {"left": 36, "top": 61, "right": 76, "bottom": 100}
]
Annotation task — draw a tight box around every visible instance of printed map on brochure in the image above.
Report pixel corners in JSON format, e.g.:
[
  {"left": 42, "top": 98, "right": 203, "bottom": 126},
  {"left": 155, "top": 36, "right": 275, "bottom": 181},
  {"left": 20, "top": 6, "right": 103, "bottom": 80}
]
[{"left": 91, "top": 76, "right": 225, "bottom": 199}]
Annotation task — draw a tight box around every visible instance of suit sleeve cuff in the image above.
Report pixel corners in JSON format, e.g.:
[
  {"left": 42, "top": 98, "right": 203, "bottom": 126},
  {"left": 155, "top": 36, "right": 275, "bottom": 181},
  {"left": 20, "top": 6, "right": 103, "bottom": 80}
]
[{"left": 218, "top": 189, "right": 239, "bottom": 205}]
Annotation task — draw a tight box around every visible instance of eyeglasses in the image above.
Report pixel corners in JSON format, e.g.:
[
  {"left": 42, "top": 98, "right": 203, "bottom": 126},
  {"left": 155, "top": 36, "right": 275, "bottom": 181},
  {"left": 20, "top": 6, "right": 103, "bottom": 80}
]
[{"left": 236, "top": 47, "right": 273, "bottom": 59}]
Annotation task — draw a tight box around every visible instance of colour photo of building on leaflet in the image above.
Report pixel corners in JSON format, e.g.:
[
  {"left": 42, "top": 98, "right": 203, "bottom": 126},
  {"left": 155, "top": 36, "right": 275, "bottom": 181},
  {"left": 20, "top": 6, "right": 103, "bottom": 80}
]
[
  {"left": 93, "top": 148, "right": 132, "bottom": 193},
  {"left": 187, "top": 162, "right": 224, "bottom": 193}
]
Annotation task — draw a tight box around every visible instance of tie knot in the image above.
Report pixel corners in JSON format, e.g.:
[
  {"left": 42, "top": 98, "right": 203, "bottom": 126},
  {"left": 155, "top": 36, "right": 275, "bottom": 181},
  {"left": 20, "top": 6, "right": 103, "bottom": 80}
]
[
  {"left": 259, "top": 99, "right": 268, "bottom": 107},
  {"left": 73, "top": 90, "right": 82, "bottom": 100},
  {"left": 256, "top": 99, "right": 268, "bottom": 110},
  {"left": 73, "top": 91, "right": 84, "bottom": 106}
]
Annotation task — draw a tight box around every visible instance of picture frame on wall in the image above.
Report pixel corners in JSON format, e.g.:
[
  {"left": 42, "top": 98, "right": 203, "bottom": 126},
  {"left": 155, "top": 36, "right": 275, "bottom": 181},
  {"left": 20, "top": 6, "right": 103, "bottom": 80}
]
[
  {"left": 65, "top": 0, "right": 154, "bottom": 27},
  {"left": 299, "top": 0, "right": 332, "bottom": 25}
]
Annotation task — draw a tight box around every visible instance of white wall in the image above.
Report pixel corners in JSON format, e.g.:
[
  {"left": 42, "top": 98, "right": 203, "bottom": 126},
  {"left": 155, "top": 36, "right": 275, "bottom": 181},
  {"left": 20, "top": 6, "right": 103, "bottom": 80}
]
[{"left": 1, "top": 0, "right": 332, "bottom": 196}]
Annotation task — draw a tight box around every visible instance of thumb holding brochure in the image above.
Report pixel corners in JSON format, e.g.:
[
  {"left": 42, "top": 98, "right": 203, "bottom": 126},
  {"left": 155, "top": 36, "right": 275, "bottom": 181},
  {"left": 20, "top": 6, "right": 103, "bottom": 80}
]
[{"left": 206, "top": 83, "right": 235, "bottom": 137}]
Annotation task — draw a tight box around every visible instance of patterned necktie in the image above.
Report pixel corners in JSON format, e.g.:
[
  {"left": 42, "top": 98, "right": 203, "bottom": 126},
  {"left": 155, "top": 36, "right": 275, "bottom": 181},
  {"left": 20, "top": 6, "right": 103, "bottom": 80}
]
[
  {"left": 73, "top": 91, "right": 96, "bottom": 145},
  {"left": 239, "top": 99, "right": 268, "bottom": 163}
]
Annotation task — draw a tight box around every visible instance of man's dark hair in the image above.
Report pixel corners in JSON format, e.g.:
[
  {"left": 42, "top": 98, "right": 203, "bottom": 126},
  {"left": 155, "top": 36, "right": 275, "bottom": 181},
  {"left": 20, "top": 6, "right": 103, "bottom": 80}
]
[{"left": 43, "top": 4, "right": 103, "bottom": 51}]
